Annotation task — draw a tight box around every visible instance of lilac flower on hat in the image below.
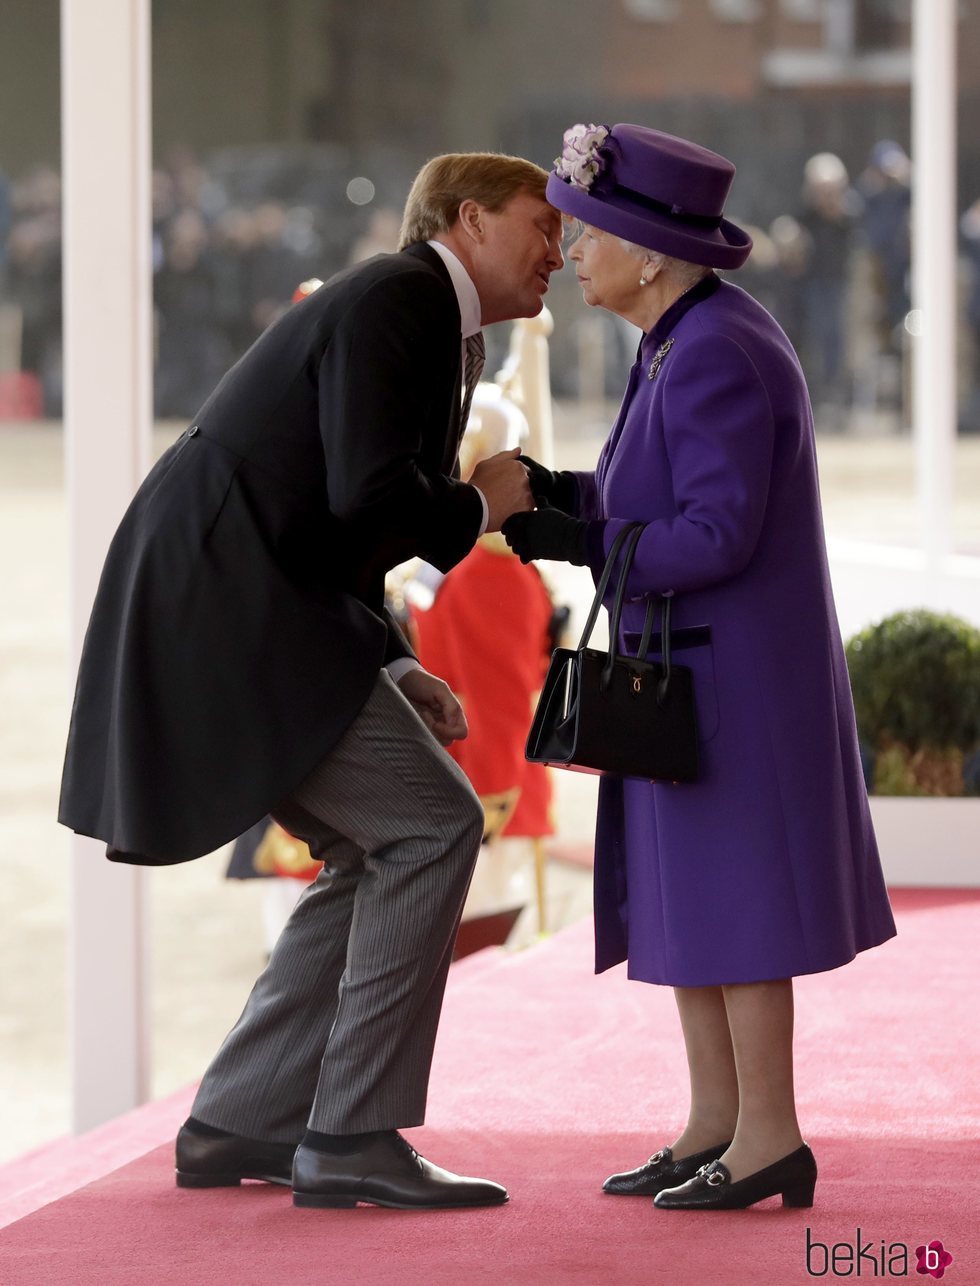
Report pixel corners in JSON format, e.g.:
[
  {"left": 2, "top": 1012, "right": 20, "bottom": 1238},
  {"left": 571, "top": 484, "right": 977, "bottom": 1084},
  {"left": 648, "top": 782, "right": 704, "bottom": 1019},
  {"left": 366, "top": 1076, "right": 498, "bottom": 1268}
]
[{"left": 554, "top": 124, "right": 610, "bottom": 191}]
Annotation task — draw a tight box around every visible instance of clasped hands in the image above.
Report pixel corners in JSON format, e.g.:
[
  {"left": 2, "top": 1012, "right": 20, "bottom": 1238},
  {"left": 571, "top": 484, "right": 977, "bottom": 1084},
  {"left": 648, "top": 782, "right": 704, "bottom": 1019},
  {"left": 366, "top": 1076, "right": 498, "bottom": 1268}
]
[
  {"left": 501, "top": 454, "right": 589, "bottom": 566},
  {"left": 465, "top": 448, "right": 587, "bottom": 564},
  {"left": 400, "top": 456, "right": 583, "bottom": 743}
]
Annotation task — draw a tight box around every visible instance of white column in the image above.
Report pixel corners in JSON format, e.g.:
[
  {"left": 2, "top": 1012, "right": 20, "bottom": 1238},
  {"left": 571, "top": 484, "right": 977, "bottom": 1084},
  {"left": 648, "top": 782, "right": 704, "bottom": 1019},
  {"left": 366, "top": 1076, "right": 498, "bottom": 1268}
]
[
  {"left": 515, "top": 308, "right": 556, "bottom": 468},
  {"left": 62, "top": 0, "right": 153, "bottom": 1131},
  {"left": 912, "top": 0, "right": 957, "bottom": 563}
]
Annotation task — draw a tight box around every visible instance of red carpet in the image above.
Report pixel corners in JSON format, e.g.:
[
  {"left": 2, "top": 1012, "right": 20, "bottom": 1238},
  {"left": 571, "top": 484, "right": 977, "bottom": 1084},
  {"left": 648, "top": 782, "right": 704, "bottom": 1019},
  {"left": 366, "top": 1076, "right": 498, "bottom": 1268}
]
[{"left": 1, "top": 889, "right": 977, "bottom": 1285}]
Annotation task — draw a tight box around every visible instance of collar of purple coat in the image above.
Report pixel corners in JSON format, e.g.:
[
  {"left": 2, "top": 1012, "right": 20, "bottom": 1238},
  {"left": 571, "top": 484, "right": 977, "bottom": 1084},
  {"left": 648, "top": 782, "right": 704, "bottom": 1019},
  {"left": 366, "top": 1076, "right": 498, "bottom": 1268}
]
[{"left": 638, "top": 270, "right": 721, "bottom": 365}]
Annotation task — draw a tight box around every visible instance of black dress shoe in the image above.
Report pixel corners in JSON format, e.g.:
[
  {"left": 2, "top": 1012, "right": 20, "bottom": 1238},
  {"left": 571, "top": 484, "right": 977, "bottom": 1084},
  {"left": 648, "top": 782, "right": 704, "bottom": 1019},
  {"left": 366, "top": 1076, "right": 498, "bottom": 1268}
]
[
  {"left": 653, "top": 1143, "right": 817, "bottom": 1210},
  {"left": 291, "top": 1133, "right": 509, "bottom": 1210},
  {"left": 603, "top": 1142, "right": 732, "bottom": 1196},
  {"left": 175, "top": 1120, "right": 297, "bottom": 1188}
]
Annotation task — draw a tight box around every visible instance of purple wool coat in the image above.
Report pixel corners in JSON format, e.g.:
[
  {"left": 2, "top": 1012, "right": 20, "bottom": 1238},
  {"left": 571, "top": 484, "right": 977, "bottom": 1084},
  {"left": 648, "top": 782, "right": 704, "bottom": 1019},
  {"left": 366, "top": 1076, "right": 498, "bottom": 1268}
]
[{"left": 573, "top": 274, "right": 896, "bottom": 987}]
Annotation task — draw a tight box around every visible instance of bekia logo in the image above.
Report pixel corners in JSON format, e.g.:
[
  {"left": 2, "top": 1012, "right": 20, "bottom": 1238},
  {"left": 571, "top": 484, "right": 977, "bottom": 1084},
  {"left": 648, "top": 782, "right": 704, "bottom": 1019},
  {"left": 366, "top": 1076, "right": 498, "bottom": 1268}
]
[
  {"left": 805, "top": 1228, "right": 954, "bottom": 1278},
  {"left": 915, "top": 1242, "right": 954, "bottom": 1280}
]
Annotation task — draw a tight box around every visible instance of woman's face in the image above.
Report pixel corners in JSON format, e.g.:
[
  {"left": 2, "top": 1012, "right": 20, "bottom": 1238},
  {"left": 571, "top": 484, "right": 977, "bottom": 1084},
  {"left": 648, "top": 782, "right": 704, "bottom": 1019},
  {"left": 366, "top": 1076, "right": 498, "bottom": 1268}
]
[{"left": 568, "top": 223, "right": 647, "bottom": 316}]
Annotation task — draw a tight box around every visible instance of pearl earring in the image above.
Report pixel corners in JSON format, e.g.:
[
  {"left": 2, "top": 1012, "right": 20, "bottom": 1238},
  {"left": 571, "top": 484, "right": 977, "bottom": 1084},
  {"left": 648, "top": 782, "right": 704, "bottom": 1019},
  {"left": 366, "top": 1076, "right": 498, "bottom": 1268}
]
[{"left": 639, "top": 275, "right": 648, "bottom": 287}]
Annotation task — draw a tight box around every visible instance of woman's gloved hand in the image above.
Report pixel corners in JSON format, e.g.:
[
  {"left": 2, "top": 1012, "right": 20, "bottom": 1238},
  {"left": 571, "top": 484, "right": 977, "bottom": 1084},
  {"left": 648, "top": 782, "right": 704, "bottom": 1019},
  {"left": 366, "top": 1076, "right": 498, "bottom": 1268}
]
[
  {"left": 502, "top": 499, "right": 590, "bottom": 565},
  {"left": 519, "top": 455, "right": 579, "bottom": 514}
]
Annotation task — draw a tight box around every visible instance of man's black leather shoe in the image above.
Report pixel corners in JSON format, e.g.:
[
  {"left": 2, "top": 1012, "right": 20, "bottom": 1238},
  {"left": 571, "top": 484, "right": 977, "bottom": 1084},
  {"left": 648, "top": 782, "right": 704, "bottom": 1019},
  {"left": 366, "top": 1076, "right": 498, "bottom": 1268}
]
[
  {"left": 602, "top": 1142, "right": 731, "bottom": 1196},
  {"left": 291, "top": 1133, "right": 509, "bottom": 1209},
  {"left": 653, "top": 1143, "right": 817, "bottom": 1210},
  {"left": 175, "top": 1120, "right": 297, "bottom": 1188}
]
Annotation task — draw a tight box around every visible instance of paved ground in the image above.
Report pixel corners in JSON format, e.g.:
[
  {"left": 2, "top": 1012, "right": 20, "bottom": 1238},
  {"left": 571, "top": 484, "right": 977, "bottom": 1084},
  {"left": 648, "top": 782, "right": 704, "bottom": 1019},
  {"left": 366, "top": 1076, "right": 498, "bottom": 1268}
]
[{"left": 1, "top": 413, "right": 978, "bottom": 1165}]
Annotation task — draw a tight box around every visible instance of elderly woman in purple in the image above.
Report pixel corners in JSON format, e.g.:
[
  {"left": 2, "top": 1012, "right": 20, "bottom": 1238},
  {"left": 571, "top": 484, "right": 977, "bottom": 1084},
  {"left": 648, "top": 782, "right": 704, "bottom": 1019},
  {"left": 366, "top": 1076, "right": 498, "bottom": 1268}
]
[{"left": 504, "top": 124, "right": 896, "bottom": 1212}]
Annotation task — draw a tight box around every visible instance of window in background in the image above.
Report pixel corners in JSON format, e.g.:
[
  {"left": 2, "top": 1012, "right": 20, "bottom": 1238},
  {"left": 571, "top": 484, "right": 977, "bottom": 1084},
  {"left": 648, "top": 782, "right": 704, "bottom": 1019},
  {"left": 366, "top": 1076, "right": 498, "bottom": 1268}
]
[
  {"left": 620, "top": 0, "right": 679, "bottom": 22},
  {"left": 710, "top": 0, "right": 765, "bottom": 21}
]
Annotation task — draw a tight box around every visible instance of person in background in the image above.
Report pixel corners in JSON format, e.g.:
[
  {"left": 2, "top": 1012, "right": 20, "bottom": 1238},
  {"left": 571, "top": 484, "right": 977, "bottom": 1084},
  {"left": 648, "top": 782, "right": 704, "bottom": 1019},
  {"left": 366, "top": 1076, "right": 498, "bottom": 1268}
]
[
  {"left": 797, "top": 152, "right": 861, "bottom": 428},
  {"left": 347, "top": 206, "right": 402, "bottom": 266},
  {"left": 3, "top": 167, "right": 62, "bottom": 416},
  {"left": 858, "top": 141, "right": 912, "bottom": 363},
  {"left": 506, "top": 123, "right": 895, "bottom": 1211},
  {"left": 153, "top": 208, "right": 229, "bottom": 419},
  {"left": 0, "top": 166, "right": 13, "bottom": 268},
  {"left": 960, "top": 197, "right": 980, "bottom": 434},
  {"left": 244, "top": 200, "right": 310, "bottom": 340},
  {"left": 210, "top": 206, "right": 260, "bottom": 359}
]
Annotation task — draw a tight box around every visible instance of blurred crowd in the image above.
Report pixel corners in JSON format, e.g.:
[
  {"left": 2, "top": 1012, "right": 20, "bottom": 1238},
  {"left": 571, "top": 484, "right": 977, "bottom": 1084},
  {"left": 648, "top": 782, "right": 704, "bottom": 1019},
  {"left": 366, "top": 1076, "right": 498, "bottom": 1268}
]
[
  {"left": 2, "top": 141, "right": 980, "bottom": 431},
  {"left": 742, "top": 141, "right": 914, "bottom": 429},
  {"left": 0, "top": 146, "right": 404, "bottom": 420}
]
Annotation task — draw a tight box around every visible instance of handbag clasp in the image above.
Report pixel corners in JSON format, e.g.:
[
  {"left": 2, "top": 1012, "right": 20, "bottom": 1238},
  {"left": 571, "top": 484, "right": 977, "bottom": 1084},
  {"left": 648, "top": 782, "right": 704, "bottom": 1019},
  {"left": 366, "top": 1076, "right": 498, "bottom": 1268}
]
[{"left": 631, "top": 675, "right": 642, "bottom": 694}]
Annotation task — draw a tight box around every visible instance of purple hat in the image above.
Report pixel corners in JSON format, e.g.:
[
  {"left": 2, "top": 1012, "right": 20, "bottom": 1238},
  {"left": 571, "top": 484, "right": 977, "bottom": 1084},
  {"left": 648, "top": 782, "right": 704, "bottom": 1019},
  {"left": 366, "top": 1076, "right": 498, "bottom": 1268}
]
[{"left": 546, "top": 123, "right": 752, "bottom": 270}]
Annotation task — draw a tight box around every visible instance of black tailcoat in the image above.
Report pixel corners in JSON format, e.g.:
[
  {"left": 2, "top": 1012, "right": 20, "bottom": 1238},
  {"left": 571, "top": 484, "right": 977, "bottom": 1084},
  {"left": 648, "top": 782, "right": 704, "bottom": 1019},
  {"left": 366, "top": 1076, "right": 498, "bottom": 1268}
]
[{"left": 59, "top": 244, "right": 482, "bottom": 865}]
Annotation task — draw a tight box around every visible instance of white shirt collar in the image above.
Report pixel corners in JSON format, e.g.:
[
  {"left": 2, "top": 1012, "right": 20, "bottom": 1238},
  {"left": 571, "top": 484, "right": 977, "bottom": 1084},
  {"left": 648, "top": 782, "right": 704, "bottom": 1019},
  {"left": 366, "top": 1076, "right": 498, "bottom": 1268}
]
[{"left": 426, "top": 240, "right": 482, "bottom": 339}]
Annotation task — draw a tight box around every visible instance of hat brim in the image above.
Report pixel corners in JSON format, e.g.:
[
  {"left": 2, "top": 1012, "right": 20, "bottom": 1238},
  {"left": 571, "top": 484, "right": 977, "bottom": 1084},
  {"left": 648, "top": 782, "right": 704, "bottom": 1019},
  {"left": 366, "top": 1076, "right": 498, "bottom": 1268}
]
[{"left": 546, "top": 172, "right": 752, "bottom": 271}]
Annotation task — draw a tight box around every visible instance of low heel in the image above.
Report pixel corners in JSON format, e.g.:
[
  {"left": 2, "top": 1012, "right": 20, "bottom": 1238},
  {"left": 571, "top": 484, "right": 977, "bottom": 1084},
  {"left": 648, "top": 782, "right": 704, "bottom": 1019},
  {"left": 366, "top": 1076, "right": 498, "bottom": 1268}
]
[
  {"left": 782, "top": 1180, "right": 815, "bottom": 1208},
  {"left": 176, "top": 1170, "right": 242, "bottom": 1189},
  {"left": 293, "top": 1191, "right": 358, "bottom": 1209}
]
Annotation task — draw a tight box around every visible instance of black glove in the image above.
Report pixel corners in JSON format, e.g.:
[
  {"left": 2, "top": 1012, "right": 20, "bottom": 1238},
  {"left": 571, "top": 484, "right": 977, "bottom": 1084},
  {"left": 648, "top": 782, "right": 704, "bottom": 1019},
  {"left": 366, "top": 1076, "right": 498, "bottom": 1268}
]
[
  {"left": 520, "top": 455, "right": 579, "bottom": 515},
  {"left": 502, "top": 499, "right": 590, "bottom": 565}
]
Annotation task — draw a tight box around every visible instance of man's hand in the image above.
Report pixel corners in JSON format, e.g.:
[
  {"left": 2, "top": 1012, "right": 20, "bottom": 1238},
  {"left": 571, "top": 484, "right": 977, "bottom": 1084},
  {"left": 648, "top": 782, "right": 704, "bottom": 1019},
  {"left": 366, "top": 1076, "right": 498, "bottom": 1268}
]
[
  {"left": 397, "top": 669, "right": 468, "bottom": 745},
  {"left": 468, "top": 448, "right": 534, "bottom": 532},
  {"left": 502, "top": 499, "right": 590, "bottom": 565}
]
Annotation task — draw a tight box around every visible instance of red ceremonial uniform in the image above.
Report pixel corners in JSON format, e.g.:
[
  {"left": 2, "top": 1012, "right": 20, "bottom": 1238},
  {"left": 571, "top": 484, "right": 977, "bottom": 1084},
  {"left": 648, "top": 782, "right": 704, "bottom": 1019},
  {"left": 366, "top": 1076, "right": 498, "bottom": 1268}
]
[{"left": 412, "top": 538, "right": 554, "bottom": 837}]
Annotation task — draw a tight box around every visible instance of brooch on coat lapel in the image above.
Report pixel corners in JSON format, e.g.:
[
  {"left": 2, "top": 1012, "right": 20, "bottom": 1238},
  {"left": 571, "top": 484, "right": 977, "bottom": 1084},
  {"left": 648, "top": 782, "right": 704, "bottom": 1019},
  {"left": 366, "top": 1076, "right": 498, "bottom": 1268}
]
[{"left": 647, "top": 337, "right": 675, "bottom": 380}]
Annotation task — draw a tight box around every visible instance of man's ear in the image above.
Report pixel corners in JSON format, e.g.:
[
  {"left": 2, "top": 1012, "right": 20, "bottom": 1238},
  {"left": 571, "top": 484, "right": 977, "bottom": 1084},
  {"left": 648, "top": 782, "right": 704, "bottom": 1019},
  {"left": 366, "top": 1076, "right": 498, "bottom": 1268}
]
[{"left": 456, "top": 198, "right": 486, "bottom": 245}]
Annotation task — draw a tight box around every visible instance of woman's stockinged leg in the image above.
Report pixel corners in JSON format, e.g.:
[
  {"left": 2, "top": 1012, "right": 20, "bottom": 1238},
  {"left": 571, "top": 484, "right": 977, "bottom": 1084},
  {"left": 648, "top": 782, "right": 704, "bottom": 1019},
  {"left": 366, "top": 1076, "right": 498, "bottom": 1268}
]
[
  {"left": 719, "top": 977, "right": 805, "bottom": 1181},
  {"left": 669, "top": 986, "right": 740, "bottom": 1157}
]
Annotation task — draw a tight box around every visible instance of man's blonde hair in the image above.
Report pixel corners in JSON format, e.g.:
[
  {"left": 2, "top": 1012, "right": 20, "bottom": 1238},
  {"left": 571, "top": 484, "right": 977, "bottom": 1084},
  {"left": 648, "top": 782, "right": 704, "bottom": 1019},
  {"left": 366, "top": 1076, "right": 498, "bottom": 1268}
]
[{"left": 399, "top": 152, "right": 549, "bottom": 249}]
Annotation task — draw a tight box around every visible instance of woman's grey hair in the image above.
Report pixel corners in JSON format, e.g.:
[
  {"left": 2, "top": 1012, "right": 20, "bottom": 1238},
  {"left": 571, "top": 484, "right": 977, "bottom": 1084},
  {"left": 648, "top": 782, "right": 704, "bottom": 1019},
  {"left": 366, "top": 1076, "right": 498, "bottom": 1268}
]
[{"left": 619, "top": 238, "right": 710, "bottom": 289}]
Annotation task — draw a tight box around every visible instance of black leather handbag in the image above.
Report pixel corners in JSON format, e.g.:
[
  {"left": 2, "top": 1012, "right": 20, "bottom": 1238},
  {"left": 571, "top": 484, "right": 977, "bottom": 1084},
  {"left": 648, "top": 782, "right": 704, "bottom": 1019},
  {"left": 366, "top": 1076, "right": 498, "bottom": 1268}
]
[{"left": 525, "top": 522, "right": 699, "bottom": 783}]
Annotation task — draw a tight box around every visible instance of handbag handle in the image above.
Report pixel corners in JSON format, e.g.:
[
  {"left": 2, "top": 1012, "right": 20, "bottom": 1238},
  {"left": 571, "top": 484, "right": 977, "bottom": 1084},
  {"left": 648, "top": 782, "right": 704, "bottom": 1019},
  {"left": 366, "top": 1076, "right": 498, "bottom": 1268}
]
[
  {"left": 575, "top": 521, "right": 643, "bottom": 651},
  {"left": 603, "top": 524, "right": 648, "bottom": 691},
  {"left": 657, "top": 594, "right": 673, "bottom": 705},
  {"left": 605, "top": 527, "right": 677, "bottom": 704},
  {"left": 576, "top": 521, "right": 675, "bottom": 704}
]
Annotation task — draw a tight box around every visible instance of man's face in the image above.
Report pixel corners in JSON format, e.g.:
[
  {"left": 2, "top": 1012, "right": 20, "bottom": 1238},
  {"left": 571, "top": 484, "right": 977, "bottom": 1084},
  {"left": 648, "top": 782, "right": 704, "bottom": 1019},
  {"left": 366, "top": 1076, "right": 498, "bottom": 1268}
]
[{"left": 471, "top": 191, "right": 564, "bottom": 325}]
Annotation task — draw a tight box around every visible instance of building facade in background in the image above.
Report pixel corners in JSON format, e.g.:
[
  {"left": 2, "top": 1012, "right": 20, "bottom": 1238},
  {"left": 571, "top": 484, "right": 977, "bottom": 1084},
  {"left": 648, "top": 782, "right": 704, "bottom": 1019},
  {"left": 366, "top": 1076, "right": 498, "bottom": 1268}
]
[{"left": 2, "top": 0, "right": 980, "bottom": 424}]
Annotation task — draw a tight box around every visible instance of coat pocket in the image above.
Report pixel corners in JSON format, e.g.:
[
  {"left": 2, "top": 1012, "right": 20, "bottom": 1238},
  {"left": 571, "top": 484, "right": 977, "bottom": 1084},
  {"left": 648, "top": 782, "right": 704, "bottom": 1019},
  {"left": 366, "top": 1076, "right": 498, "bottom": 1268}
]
[{"left": 622, "top": 627, "right": 720, "bottom": 744}]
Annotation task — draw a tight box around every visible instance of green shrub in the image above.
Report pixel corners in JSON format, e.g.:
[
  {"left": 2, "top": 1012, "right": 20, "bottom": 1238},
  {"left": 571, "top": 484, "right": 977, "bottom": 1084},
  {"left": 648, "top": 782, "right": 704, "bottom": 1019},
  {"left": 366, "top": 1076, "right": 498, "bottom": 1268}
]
[{"left": 845, "top": 609, "right": 980, "bottom": 796}]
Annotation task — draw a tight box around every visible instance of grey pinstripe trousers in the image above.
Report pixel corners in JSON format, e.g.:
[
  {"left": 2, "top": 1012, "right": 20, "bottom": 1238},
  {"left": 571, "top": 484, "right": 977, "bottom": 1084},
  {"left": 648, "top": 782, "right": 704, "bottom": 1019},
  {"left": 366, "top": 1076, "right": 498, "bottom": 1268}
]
[{"left": 190, "top": 671, "right": 484, "bottom": 1140}]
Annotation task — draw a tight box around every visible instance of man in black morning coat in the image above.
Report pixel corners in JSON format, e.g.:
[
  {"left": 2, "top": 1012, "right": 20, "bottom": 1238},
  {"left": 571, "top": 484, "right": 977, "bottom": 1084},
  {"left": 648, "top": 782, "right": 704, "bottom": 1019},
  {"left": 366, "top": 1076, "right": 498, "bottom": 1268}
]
[{"left": 58, "top": 152, "right": 564, "bottom": 1210}]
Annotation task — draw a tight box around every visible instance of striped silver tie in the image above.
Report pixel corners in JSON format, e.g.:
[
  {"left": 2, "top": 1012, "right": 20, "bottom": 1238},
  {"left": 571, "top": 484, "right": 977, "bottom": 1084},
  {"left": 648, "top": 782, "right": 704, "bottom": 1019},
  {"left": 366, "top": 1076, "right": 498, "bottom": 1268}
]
[{"left": 459, "top": 331, "right": 486, "bottom": 431}]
